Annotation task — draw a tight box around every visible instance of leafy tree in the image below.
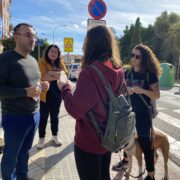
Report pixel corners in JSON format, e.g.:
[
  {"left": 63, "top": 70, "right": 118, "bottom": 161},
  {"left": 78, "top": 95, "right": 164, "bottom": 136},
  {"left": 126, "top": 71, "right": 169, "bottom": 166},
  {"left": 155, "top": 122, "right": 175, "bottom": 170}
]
[
  {"left": 119, "top": 25, "right": 134, "bottom": 64},
  {"left": 2, "top": 36, "right": 15, "bottom": 51},
  {"left": 168, "top": 22, "right": 180, "bottom": 62},
  {"left": 141, "top": 25, "right": 154, "bottom": 48},
  {"left": 154, "top": 11, "right": 170, "bottom": 34},
  {"left": 129, "top": 17, "right": 142, "bottom": 52},
  {"left": 31, "top": 39, "right": 49, "bottom": 60},
  {"left": 152, "top": 11, "right": 180, "bottom": 63},
  {"left": 169, "top": 13, "right": 180, "bottom": 25},
  {"left": 118, "top": 11, "right": 180, "bottom": 67}
]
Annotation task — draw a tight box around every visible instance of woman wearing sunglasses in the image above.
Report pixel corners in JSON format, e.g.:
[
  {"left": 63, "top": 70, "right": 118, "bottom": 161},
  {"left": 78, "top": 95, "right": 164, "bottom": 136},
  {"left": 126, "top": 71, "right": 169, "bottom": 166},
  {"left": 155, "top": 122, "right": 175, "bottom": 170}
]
[{"left": 113, "top": 44, "right": 162, "bottom": 180}]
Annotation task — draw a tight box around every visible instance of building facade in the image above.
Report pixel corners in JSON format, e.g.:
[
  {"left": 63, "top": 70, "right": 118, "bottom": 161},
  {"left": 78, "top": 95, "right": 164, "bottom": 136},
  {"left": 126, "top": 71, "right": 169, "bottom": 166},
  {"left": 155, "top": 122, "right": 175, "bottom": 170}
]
[{"left": 0, "top": 0, "right": 11, "bottom": 39}]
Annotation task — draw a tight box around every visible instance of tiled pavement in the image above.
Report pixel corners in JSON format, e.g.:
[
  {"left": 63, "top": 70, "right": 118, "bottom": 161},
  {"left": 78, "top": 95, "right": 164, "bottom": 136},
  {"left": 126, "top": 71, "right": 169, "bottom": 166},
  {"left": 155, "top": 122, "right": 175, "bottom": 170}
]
[{"left": 0, "top": 103, "right": 180, "bottom": 180}]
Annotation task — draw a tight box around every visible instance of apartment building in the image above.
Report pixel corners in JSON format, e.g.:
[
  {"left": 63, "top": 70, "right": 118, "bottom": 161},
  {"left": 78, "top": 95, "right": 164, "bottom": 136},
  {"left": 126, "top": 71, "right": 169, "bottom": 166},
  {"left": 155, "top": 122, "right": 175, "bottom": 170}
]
[{"left": 0, "top": 0, "right": 11, "bottom": 39}]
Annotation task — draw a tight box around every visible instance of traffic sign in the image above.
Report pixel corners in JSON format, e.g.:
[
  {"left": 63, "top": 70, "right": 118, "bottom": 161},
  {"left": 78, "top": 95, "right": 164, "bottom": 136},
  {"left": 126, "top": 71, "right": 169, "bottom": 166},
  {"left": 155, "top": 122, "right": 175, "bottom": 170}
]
[
  {"left": 64, "top": 38, "right": 73, "bottom": 52},
  {"left": 88, "top": 0, "right": 107, "bottom": 20},
  {"left": 36, "top": 39, "right": 44, "bottom": 46},
  {"left": 87, "top": 18, "right": 106, "bottom": 30}
]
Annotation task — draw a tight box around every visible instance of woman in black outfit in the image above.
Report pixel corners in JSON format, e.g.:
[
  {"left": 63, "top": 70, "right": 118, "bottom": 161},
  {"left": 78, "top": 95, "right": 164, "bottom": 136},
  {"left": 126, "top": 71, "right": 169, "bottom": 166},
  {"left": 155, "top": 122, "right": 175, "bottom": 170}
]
[{"left": 113, "top": 44, "right": 162, "bottom": 180}]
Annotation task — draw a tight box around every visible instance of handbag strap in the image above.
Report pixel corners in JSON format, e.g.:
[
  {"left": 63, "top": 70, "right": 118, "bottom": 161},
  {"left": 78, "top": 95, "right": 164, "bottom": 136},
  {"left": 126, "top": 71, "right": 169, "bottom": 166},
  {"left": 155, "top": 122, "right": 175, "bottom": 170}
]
[
  {"left": 90, "top": 65, "right": 120, "bottom": 107},
  {"left": 87, "top": 111, "right": 103, "bottom": 140},
  {"left": 130, "top": 71, "right": 153, "bottom": 126},
  {"left": 87, "top": 64, "right": 124, "bottom": 139},
  {"left": 90, "top": 65, "right": 131, "bottom": 104}
]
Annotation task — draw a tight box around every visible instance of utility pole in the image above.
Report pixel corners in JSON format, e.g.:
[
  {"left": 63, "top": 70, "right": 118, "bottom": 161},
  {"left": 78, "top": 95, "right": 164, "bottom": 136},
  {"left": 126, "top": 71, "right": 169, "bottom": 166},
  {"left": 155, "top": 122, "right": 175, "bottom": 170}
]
[{"left": 52, "top": 25, "right": 67, "bottom": 44}]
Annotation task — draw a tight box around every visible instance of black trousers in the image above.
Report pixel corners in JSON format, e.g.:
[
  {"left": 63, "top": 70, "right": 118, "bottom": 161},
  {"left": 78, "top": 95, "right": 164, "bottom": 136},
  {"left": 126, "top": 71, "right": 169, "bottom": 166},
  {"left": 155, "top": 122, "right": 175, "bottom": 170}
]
[
  {"left": 39, "top": 91, "right": 61, "bottom": 138},
  {"left": 138, "top": 136, "right": 154, "bottom": 172},
  {"left": 123, "top": 136, "right": 154, "bottom": 172},
  {"left": 74, "top": 145, "right": 111, "bottom": 180}
]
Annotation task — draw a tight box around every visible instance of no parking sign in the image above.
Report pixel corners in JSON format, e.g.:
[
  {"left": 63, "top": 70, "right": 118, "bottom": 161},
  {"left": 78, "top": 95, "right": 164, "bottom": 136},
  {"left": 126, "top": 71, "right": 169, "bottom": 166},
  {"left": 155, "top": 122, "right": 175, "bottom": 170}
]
[{"left": 88, "top": 0, "right": 107, "bottom": 20}]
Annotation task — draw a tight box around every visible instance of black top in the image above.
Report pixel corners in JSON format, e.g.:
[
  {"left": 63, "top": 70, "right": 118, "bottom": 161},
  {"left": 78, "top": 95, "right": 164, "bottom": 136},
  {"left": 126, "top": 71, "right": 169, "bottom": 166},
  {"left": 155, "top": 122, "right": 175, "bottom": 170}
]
[
  {"left": 125, "top": 69, "right": 158, "bottom": 116},
  {"left": 0, "top": 50, "right": 41, "bottom": 115},
  {"left": 125, "top": 69, "right": 158, "bottom": 136}
]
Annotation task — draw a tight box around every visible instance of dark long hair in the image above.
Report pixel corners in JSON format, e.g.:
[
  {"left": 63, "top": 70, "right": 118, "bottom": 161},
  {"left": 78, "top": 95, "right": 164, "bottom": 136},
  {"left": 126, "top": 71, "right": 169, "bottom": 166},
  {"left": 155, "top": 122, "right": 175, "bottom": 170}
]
[
  {"left": 133, "top": 44, "right": 162, "bottom": 77},
  {"left": 82, "top": 25, "right": 122, "bottom": 68},
  {"left": 44, "top": 44, "right": 61, "bottom": 68}
]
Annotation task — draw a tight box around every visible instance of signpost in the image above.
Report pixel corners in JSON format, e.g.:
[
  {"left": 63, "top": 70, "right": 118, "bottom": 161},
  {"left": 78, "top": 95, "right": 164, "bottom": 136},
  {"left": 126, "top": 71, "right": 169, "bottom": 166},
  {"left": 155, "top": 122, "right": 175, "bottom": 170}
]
[
  {"left": 64, "top": 38, "right": 73, "bottom": 53},
  {"left": 88, "top": 0, "right": 107, "bottom": 20},
  {"left": 87, "top": 0, "right": 107, "bottom": 29},
  {"left": 64, "top": 38, "right": 74, "bottom": 75},
  {"left": 36, "top": 39, "right": 44, "bottom": 47},
  {"left": 87, "top": 18, "right": 106, "bottom": 30},
  {"left": 36, "top": 39, "right": 44, "bottom": 59}
]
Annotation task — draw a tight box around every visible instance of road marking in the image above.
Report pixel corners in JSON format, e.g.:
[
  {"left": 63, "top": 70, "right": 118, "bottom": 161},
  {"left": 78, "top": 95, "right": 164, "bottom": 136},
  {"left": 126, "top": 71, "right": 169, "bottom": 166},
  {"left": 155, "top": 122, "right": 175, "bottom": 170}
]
[
  {"left": 154, "top": 127, "right": 180, "bottom": 164},
  {"left": 154, "top": 127, "right": 176, "bottom": 144},
  {"left": 161, "top": 90, "right": 180, "bottom": 98},
  {"left": 157, "top": 107, "right": 166, "bottom": 110},
  {"left": 154, "top": 127, "right": 180, "bottom": 165},
  {"left": 157, "top": 112, "right": 180, "bottom": 129},
  {"left": 159, "top": 99, "right": 180, "bottom": 107},
  {"left": 173, "top": 109, "right": 180, "bottom": 114}
]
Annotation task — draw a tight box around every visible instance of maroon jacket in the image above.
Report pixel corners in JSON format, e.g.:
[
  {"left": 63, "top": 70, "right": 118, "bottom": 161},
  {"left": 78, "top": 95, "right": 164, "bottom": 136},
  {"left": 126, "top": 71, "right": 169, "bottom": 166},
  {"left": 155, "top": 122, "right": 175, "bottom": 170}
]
[{"left": 61, "top": 61, "right": 124, "bottom": 154}]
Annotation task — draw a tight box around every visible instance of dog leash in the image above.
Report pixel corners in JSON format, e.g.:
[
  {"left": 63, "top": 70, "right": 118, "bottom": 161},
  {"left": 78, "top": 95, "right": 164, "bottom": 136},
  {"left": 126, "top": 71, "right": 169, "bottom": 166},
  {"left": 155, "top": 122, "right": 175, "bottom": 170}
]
[
  {"left": 119, "top": 142, "right": 146, "bottom": 179},
  {"left": 122, "top": 167, "right": 146, "bottom": 179}
]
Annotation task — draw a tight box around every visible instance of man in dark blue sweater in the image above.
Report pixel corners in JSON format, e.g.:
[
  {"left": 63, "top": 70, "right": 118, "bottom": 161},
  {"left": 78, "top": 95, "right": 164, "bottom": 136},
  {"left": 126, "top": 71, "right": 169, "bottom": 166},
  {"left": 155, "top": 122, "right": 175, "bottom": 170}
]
[{"left": 0, "top": 23, "right": 49, "bottom": 180}]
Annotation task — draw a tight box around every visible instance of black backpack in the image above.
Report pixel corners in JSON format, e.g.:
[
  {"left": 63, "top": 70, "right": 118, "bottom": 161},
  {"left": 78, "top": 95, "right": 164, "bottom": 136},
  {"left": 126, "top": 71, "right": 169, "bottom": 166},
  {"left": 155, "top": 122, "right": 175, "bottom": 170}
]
[{"left": 88, "top": 65, "right": 136, "bottom": 152}]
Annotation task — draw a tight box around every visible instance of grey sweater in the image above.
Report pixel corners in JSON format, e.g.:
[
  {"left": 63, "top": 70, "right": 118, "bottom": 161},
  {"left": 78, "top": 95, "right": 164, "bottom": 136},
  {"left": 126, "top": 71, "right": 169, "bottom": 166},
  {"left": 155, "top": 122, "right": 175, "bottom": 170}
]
[{"left": 0, "top": 50, "right": 40, "bottom": 115}]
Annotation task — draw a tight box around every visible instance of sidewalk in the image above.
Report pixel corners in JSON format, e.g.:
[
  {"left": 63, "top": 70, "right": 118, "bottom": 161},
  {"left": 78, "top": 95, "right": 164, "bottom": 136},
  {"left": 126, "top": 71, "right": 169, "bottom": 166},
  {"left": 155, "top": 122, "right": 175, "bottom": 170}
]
[{"left": 0, "top": 103, "right": 180, "bottom": 179}]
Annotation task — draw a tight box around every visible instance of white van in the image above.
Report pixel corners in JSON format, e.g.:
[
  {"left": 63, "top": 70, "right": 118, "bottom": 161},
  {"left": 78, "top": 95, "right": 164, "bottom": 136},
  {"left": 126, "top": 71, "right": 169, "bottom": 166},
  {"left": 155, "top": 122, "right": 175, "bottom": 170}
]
[{"left": 67, "top": 63, "right": 81, "bottom": 81}]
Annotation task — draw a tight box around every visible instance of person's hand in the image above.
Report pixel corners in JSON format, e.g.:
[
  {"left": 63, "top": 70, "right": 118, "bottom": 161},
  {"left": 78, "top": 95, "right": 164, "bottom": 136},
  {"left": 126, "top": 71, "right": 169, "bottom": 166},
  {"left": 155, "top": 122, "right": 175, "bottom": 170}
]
[
  {"left": 41, "top": 81, "right": 49, "bottom": 91},
  {"left": 131, "top": 86, "right": 145, "bottom": 94},
  {"left": 48, "top": 71, "right": 60, "bottom": 79},
  {"left": 127, "top": 87, "right": 134, "bottom": 95},
  {"left": 57, "top": 71, "right": 69, "bottom": 90},
  {"left": 47, "top": 71, "right": 55, "bottom": 76},
  {"left": 26, "top": 86, "right": 41, "bottom": 97}
]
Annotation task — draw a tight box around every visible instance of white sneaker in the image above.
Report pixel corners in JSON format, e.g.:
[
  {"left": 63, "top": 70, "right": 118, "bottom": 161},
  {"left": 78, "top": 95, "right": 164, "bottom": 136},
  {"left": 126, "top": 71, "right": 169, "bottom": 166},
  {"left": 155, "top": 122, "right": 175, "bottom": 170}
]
[
  {"left": 51, "top": 136, "right": 62, "bottom": 146},
  {"left": 37, "top": 138, "right": 45, "bottom": 149}
]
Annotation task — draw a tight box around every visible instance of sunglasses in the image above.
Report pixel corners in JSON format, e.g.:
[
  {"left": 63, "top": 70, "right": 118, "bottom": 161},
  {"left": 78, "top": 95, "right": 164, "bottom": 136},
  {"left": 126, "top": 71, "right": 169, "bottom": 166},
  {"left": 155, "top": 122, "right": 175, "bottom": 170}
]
[{"left": 131, "top": 53, "right": 141, "bottom": 60}]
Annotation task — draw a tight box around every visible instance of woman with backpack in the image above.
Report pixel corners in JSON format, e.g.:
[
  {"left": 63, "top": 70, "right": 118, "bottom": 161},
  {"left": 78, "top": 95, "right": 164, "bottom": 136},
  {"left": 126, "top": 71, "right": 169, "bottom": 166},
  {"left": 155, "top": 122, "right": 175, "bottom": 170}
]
[
  {"left": 113, "top": 44, "right": 162, "bottom": 180},
  {"left": 57, "top": 25, "right": 124, "bottom": 180}
]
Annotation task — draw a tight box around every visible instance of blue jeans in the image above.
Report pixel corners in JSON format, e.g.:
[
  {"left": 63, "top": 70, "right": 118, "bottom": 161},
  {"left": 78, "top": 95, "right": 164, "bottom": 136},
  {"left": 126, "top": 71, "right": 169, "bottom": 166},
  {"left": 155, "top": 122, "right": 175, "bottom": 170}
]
[{"left": 1, "top": 111, "right": 40, "bottom": 180}]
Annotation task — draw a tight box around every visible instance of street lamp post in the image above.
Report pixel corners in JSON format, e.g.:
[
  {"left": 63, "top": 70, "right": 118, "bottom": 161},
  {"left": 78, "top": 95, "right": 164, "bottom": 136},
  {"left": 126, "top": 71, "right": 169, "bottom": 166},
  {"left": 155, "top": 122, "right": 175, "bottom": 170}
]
[
  {"left": 52, "top": 25, "right": 68, "bottom": 44},
  {"left": 36, "top": 33, "right": 46, "bottom": 60}
]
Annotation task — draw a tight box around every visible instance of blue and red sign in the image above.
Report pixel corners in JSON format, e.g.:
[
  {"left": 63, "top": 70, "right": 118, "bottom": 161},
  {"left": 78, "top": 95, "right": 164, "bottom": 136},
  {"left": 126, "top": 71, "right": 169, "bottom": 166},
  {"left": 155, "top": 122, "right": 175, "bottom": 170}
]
[{"left": 88, "top": 0, "right": 107, "bottom": 20}]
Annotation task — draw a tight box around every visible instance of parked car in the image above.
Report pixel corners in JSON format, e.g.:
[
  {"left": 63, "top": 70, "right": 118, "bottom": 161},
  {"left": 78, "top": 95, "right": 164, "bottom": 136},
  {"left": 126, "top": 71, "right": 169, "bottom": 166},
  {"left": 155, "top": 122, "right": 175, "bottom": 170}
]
[{"left": 67, "top": 63, "right": 81, "bottom": 81}]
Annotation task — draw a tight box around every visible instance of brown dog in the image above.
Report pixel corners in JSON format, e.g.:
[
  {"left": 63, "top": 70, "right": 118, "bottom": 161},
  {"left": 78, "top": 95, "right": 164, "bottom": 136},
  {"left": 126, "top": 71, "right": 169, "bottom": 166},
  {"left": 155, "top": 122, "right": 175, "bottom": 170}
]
[{"left": 124, "top": 128, "right": 169, "bottom": 180}]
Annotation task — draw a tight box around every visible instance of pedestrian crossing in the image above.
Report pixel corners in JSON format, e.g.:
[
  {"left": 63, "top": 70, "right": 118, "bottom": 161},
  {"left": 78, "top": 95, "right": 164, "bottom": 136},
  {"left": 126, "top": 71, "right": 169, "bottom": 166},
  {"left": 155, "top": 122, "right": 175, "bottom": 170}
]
[
  {"left": 173, "top": 109, "right": 180, "bottom": 114},
  {"left": 155, "top": 92, "right": 180, "bottom": 164},
  {"left": 157, "top": 112, "right": 180, "bottom": 129}
]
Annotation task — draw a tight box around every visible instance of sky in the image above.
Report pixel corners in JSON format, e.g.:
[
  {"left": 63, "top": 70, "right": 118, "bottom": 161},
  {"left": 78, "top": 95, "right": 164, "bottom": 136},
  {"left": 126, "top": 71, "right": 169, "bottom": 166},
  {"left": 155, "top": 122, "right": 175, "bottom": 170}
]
[{"left": 11, "top": 0, "right": 180, "bottom": 55}]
